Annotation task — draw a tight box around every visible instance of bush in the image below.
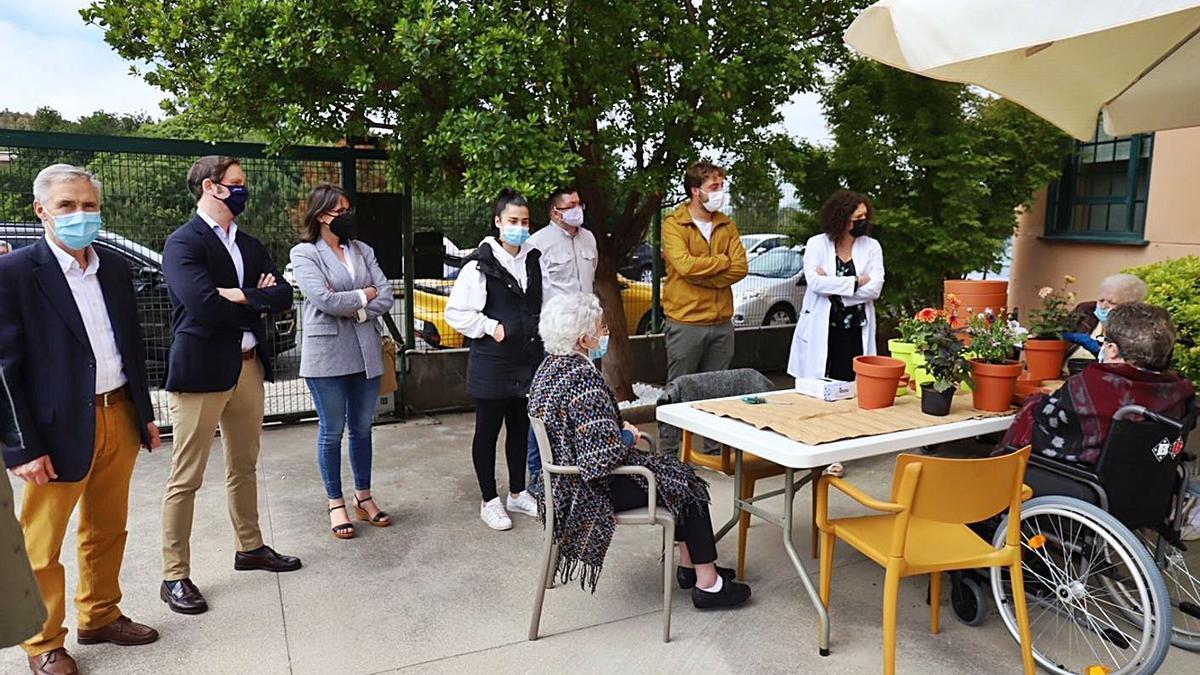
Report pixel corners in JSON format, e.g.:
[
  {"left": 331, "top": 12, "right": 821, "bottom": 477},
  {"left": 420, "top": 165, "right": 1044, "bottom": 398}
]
[{"left": 1125, "top": 256, "right": 1200, "bottom": 381}]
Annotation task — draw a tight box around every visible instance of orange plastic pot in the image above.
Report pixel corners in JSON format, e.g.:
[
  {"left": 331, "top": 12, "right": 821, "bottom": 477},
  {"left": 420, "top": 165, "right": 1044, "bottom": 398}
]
[
  {"left": 1024, "top": 338, "right": 1069, "bottom": 380},
  {"left": 853, "top": 355, "right": 907, "bottom": 410},
  {"left": 970, "top": 360, "right": 1023, "bottom": 412},
  {"left": 944, "top": 279, "right": 1009, "bottom": 328}
]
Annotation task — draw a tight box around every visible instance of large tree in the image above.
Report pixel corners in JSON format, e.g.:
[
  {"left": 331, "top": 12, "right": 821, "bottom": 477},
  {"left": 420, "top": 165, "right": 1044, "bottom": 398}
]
[
  {"left": 785, "top": 59, "right": 1069, "bottom": 322},
  {"left": 84, "top": 0, "right": 862, "bottom": 398}
]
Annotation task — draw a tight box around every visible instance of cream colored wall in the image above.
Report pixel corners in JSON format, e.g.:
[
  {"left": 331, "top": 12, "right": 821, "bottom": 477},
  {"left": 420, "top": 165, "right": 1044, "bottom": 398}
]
[{"left": 1009, "top": 126, "right": 1200, "bottom": 317}]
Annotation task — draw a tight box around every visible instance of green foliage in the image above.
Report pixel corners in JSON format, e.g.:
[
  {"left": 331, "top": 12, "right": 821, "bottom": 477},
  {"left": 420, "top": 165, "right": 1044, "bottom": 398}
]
[
  {"left": 1027, "top": 274, "right": 1079, "bottom": 339},
  {"left": 786, "top": 60, "right": 1070, "bottom": 321},
  {"left": 1125, "top": 256, "right": 1200, "bottom": 381},
  {"left": 967, "top": 313, "right": 1027, "bottom": 364},
  {"left": 916, "top": 315, "right": 972, "bottom": 393}
]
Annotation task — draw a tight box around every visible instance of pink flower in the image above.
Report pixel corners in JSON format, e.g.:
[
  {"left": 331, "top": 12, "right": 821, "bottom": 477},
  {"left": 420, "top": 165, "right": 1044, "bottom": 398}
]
[
  {"left": 1037, "top": 286, "right": 1053, "bottom": 299},
  {"left": 916, "top": 308, "right": 939, "bottom": 323}
]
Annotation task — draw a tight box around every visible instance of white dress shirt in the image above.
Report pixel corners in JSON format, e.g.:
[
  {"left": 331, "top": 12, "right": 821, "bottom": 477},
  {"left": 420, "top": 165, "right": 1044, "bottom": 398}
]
[
  {"left": 445, "top": 237, "right": 532, "bottom": 339},
  {"left": 528, "top": 221, "right": 598, "bottom": 307},
  {"left": 45, "top": 236, "right": 128, "bottom": 394},
  {"left": 196, "top": 208, "right": 257, "bottom": 351}
]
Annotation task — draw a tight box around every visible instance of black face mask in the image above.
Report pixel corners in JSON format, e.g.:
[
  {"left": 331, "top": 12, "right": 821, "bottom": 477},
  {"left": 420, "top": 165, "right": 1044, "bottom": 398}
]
[
  {"left": 849, "top": 218, "right": 869, "bottom": 238},
  {"left": 329, "top": 210, "right": 358, "bottom": 243}
]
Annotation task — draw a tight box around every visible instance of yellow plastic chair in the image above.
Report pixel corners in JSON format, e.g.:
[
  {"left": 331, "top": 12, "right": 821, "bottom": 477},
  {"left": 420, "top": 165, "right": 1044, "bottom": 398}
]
[{"left": 815, "top": 447, "right": 1036, "bottom": 675}]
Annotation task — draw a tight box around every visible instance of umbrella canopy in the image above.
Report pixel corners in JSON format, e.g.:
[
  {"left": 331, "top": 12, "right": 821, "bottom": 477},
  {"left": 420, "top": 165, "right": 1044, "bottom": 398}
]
[{"left": 845, "top": 0, "right": 1200, "bottom": 140}]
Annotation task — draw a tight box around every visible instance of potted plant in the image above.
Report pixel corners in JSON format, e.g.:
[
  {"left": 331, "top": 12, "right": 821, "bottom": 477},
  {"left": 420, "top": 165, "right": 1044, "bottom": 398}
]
[
  {"left": 889, "top": 308, "right": 937, "bottom": 396},
  {"left": 916, "top": 312, "right": 973, "bottom": 416},
  {"left": 1024, "top": 275, "right": 1077, "bottom": 380},
  {"left": 967, "top": 311, "right": 1028, "bottom": 412}
]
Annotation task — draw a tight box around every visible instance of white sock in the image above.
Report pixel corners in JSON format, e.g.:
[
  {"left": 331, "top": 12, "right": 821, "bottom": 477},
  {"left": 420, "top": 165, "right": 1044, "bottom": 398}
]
[{"left": 698, "top": 575, "right": 724, "bottom": 593}]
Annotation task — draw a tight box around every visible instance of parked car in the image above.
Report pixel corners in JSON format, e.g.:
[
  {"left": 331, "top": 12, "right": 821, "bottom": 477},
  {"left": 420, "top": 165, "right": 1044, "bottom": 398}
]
[
  {"left": 0, "top": 223, "right": 298, "bottom": 376},
  {"left": 741, "top": 233, "right": 791, "bottom": 261},
  {"left": 412, "top": 275, "right": 655, "bottom": 349},
  {"left": 619, "top": 242, "right": 656, "bottom": 283},
  {"left": 731, "top": 245, "right": 806, "bottom": 327}
]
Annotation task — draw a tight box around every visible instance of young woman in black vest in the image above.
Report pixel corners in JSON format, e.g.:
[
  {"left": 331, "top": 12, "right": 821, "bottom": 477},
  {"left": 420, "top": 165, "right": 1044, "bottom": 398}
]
[{"left": 445, "top": 188, "right": 544, "bottom": 531}]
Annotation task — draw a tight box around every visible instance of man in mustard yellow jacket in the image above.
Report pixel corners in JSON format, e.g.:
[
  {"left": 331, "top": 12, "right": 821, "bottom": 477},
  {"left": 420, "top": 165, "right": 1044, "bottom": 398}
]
[{"left": 661, "top": 161, "right": 748, "bottom": 384}]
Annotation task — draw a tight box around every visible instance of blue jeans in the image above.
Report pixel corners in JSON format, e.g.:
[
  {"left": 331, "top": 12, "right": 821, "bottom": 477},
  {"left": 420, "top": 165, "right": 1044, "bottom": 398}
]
[
  {"left": 527, "top": 427, "right": 542, "bottom": 480},
  {"left": 306, "top": 373, "right": 381, "bottom": 499}
]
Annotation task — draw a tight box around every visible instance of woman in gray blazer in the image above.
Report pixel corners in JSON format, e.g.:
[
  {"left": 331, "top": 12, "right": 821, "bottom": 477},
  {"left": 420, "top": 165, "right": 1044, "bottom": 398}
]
[{"left": 290, "top": 184, "right": 395, "bottom": 539}]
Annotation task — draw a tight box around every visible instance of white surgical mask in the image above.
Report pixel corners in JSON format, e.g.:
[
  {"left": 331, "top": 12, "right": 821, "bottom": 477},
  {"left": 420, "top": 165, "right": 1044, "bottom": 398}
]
[
  {"left": 702, "top": 188, "right": 728, "bottom": 213},
  {"left": 560, "top": 206, "right": 584, "bottom": 228}
]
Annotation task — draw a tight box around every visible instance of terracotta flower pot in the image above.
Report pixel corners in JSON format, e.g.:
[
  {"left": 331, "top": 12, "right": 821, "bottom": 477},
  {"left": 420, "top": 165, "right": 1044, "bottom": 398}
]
[
  {"left": 853, "top": 355, "right": 906, "bottom": 410},
  {"left": 970, "top": 359, "right": 1023, "bottom": 412},
  {"left": 1024, "top": 338, "right": 1069, "bottom": 380},
  {"left": 887, "top": 339, "right": 917, "bottom": 396},
  {"left": 921, "top": 385, "right": 956, "bottom": 416}
]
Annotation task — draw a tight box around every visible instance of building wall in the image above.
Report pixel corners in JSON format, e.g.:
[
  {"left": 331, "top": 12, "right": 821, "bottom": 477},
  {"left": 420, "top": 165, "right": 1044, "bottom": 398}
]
[{"left": 1009, "top": 126, "right": 1200, "bottom": 316}]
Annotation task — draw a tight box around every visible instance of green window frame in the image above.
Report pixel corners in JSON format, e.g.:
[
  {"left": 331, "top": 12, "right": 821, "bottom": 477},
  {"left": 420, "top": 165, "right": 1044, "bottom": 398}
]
[{"left": 1044, "top": 128, "right": 1154, "bottom": 244}]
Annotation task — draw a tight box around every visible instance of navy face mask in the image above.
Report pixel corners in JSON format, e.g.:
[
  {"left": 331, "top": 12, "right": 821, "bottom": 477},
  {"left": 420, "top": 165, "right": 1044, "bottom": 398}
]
[{"left": 217, "top": 183, "right": 249, "bottom": 217}]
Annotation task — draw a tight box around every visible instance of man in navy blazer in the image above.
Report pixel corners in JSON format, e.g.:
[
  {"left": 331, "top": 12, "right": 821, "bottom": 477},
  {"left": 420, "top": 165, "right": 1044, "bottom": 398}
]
[
  {"left": 158, "top": 156, "right": 301, "bottom": 616},
  {"left": 0, "top": 164, "right": 161, "bottom": 674}
]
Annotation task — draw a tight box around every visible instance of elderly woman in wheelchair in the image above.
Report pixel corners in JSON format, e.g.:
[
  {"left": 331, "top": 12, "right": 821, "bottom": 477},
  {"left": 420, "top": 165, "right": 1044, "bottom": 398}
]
[
  {"left": 526, "top": 292, "right": 752, "bottom": 610},
  {"left": 971, "top": 302, "right": 1200, "bottom": 674}
]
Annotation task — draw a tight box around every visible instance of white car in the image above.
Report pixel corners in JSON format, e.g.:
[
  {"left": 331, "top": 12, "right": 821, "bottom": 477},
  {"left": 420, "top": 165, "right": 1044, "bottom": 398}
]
[
  {"left": 741, "top": 233, "right": 790, "bottom": 261},
  {"left": 732, "top": 246, "right": 806, "bottom": 327}
]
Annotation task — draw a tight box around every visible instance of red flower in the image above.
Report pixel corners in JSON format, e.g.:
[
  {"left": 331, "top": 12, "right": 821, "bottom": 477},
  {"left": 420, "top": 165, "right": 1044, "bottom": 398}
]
[{"left": 916, "top": 308, "right": 939, "bottom": 323}]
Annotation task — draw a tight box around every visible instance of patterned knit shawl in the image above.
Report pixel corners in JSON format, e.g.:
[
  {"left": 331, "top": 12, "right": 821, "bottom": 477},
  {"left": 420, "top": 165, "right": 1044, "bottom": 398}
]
[{"left": 528, "top": 354, "right": 709, "bottom": 592}]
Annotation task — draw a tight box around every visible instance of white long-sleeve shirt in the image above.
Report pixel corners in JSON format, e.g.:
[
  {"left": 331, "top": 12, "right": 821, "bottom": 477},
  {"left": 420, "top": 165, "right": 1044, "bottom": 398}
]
[
  {"left": 528, "top": 222, "right": 597, "bottom": 306},
  {"left": 45, "top": 235, "right": 128, "bottom": 394},
  {"left": 445, "top": 237, "right": 535, "bottom": 339}
]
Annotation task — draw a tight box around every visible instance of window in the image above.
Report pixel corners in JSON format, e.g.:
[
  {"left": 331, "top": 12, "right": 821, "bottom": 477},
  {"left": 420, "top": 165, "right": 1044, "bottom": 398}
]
[{"left": 1045, "top": 128, "right": 1153, "bottom": 244}]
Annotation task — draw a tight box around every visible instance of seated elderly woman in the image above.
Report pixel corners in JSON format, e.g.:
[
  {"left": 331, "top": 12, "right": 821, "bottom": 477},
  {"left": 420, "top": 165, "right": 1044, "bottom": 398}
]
[
  {"left": 1062, "top": 273, "right": 1148, "bottom": 358},
  {"left": 1002, "top": 303, "right": 1193, "bottom": 468},
  {"left": 528, "top": 292, "right": 751, "bottom": 608}
]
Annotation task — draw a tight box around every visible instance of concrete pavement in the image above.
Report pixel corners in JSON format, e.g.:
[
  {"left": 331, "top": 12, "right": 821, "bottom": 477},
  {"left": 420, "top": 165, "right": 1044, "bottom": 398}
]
[{"left": 4, "top": 412, "right": 1198, "bottom": 674}]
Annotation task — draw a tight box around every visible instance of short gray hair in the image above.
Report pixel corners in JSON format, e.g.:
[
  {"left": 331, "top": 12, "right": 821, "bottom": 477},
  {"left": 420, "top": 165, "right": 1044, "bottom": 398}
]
[
  {"left": 539, "top": 293, "right": 603, "bottom": 355},
  {"left": 32, "top": 164, "right": 103, "bottom": 205},
  {"left": 1099, "top": 273, "right": 1148, "bottom": 304}
]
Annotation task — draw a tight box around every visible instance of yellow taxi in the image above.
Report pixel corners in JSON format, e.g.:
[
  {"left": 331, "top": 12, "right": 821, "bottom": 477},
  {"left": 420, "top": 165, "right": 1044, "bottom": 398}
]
[{"left": 412, "top": 276, "right": 655, "bottom": 349}]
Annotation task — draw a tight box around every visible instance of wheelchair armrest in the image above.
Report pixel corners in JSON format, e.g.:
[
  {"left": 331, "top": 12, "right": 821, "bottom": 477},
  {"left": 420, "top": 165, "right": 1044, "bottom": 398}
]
[
  {"left": 610, "top": 465, "right": 658, "bottom": 522},
  {"left": 1028, "top": 453, "right": 1102, "bottom": 484}
]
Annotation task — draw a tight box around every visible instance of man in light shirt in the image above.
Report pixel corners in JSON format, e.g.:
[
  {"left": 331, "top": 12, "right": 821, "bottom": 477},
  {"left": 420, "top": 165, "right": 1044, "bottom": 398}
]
[
  {"left": 0, "top": 164, "right": 161, "bottom": 675},
  {"left": 525, "top": 187, "right": 599, "bottom": 478},
  {"left": 159, "top": 156, "right": 299, "bottom": 617}
]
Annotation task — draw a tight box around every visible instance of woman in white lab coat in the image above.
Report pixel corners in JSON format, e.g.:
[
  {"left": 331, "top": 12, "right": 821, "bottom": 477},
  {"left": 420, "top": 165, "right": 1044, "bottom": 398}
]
[{"left": 788, "top": 190, "right": 885, "bottom": 382}]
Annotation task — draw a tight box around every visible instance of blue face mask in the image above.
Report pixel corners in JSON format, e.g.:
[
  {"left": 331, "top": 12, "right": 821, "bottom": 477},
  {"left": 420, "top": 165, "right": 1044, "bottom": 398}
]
[
  {"left": 1094, "top": 306, "right": 1111, "bottom": 324},
  {"left": 589, "top": 335, "right": 609, "bottom": 361},
  {"left": 217, "top": 183, "right": 249, "bottom": 217},
  {"left": 500, "top": 224, "right": 530, "bottom": 247},
  {"left": 50, "top": 210, "right": 103, "bottom": 250}
]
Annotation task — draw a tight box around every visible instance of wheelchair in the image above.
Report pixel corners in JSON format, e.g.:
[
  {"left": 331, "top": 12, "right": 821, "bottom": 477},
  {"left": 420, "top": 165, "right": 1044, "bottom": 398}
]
[{"left": 952, "top": 403, "right": 1200, "bottom": 675}]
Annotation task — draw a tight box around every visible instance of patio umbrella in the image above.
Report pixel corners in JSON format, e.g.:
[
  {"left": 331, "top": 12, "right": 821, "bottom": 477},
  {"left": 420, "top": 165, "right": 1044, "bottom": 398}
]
[{"left": 844, "top": 0, "right": 1200, "bottom": 140}]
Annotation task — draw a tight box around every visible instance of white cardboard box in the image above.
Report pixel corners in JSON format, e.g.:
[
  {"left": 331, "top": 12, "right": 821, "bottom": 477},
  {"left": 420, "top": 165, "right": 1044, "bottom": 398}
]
[{"left": 794, "top": 376, "right": 856, "bottom": 402}]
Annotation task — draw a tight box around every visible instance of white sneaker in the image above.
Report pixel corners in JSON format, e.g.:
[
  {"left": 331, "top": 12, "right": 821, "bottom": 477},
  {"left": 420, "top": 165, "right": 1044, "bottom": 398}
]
[
  {"left": 480, "top": 497, "right": 512, "bottom": 531},
  {"left": 506, "top": 490, "right": 539, "bottom": 518}
]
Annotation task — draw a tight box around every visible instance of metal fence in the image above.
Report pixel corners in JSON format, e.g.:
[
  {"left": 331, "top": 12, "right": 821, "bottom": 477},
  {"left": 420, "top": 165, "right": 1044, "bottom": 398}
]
[{"left": 0, "top": 129, "right": 810, "bottom": 424}]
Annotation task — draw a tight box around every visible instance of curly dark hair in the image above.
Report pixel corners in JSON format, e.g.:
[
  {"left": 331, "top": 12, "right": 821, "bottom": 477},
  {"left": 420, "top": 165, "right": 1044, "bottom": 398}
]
[
  {"left": 819, "top": 189, "right": 873, "bottom": 239},
  {"left": 1106, "top": 303, "right": 1177, "bottom": 371}
]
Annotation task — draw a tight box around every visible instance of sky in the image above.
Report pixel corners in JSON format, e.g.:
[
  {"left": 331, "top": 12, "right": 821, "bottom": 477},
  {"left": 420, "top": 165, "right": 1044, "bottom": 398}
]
[{"left": 0, "top": 0, "right": 831, "bottom": 143}]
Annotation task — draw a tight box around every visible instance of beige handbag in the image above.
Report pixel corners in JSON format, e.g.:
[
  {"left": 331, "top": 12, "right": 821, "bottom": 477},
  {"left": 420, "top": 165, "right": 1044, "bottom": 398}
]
[{"left": 379, "top": 335, "right": 399, "bottom": 395}]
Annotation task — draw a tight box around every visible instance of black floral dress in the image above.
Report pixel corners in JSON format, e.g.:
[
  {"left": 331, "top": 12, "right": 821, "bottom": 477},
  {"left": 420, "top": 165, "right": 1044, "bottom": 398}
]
[{"left": 826, "top": 257, "right": 866, "bottom": 381}]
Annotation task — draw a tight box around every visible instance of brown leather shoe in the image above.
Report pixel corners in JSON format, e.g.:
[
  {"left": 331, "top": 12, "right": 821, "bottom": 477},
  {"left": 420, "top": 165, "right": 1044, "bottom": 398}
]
[
  {"left": 76, "top": 615, "right": 159, "bottom": 646},
  {"left": 28, "top": 648, "right": 78, "bottom": 675}
]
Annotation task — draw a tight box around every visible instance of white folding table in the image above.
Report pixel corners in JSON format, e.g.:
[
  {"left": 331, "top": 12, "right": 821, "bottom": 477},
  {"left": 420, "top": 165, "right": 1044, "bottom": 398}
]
[{"left": 656, "top": 391, "right": 1015, "bottom": 656}]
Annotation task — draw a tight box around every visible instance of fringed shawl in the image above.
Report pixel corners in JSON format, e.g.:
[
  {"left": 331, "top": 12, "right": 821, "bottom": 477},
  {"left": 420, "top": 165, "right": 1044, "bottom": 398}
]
[{"left": 528, "top": 354, "right": 708, "bottom": 591}]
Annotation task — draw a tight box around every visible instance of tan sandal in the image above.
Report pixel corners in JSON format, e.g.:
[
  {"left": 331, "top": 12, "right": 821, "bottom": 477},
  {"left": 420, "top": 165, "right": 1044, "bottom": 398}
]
[
  {"left": 353, "top": 496, "right": 392, "bottom": 527},
  {"left": 329, "top": 504, "right": 355, "bottom": 540}
]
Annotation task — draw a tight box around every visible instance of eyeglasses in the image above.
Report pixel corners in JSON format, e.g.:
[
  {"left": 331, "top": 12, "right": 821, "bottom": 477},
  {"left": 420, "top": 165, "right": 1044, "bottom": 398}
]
[{"left": 327, "top": 206, "right": 355, "bottom": 217}]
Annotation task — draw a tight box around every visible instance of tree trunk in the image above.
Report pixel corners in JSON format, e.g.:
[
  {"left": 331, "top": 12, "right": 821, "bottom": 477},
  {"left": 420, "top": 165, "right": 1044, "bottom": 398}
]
[{"left": 595, "top": 256, "right": 635, "bottom": 401}]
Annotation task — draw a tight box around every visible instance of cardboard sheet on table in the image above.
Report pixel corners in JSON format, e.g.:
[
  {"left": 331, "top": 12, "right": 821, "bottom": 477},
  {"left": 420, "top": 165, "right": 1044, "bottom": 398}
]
[{"left": 692, "top": 392, "right": 1011, "bottom": 446}]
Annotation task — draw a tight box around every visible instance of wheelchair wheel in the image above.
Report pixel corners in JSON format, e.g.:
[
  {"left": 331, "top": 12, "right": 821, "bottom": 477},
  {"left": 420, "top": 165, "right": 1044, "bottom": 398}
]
[
  {"left": 990, "top": 496, "right": 1172, "bottom": 675},
  {"left": 1136, "top": 530, "right": 1200, "bottom": 651},
  {"left": 951, "top": 574, "right": 988, "bottom": 626}
]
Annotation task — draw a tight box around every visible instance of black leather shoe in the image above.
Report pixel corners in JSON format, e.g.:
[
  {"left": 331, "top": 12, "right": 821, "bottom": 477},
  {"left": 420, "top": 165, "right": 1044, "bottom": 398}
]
[
  {"left": 234, "top": 545, "right": 302, "bottom": 573},
  {"left": 160, "top": 579, "right": 208, "bottom": 615},
  {"left": 692, "top": 578, "right": 752, "bottom": 609},
  {"left": 676, "top": 565, "right": 736, "bottom": 590}
]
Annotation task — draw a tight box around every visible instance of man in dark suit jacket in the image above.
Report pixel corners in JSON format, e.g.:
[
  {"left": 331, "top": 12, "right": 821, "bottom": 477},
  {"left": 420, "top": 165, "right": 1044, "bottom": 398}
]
[
  {"left": 158, "top": 156, "right": 301, "bottom": 617},
  {"left": 0, "top": 164, "right": 160, "bottom": 675}
]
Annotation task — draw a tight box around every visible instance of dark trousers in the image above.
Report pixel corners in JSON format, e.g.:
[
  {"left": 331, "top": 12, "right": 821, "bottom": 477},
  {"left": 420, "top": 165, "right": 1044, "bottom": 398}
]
[
  {"left": 826, "top": 323, "right": 864, "bottom": 381},
  {"left": 473, "top": 397, "right": 529, "bottom": 502},
  {"left": 607, "top": 476, "right": 718, "bottom": 565}
]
